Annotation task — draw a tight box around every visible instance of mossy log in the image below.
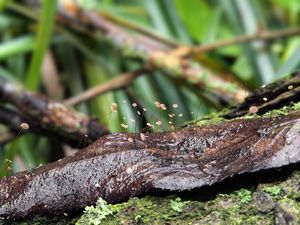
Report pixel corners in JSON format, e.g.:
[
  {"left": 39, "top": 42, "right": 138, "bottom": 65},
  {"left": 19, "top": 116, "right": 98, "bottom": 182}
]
[
  {"left": 1, "top": 73, "right": 300, "bottom": 223},
  {"left": 3, "top": 166, "right": 300, "bottom": 224}
]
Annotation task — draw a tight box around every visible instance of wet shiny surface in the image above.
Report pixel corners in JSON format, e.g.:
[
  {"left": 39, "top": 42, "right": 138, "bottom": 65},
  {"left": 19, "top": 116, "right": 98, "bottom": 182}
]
[{"left": 0, "top": 112, "right": 299, "bottom": 219}]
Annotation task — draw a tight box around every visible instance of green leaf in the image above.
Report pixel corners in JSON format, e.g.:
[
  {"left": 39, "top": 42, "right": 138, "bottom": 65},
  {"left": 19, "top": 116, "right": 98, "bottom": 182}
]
[
  {"left": 144, "top": 0, "right": 170, "bottom": 38},
  {"left": 173, "top": 0, "right": 212, "bottom": 43},
  {"left": 276, "top": 43, "right": 300, "bottom": 78},
  {"left": 84, "top": 60, "right": 122, "bottom": 132},
  {"left": 263, "top": 186, "right": 282, "bottom": 197},
  {"left": 0, "top": 0, "right": 11, "bottom": 11},
  {"left": 75, "top": 0, "right": 101, "bottom": 10},
  {"left": 26, "top": 0, "right": 57, "bottom": 91},
  {"left": 273, "top": 0, "right": 300, "bottom": 25},
  {"left": 170, "top": 197, "right": 185, "bottom": 213},
  {"left": 236, "top": 189, "right": 252, "bottom": 204},
  {"left": 0, "top": 35, "right": 35, "bottom": 60},
  {"left": 0, "top": 66, "right": 16, "bottom": 79},
  {"left": 76, "top": 198, "right": 113, "bottom": 225}
]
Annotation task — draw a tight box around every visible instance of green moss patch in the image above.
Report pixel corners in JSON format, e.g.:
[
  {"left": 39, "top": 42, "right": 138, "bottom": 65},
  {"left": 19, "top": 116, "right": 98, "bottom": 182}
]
[{"left": 75, "top": 168, "right": 300, "bottom": 225}]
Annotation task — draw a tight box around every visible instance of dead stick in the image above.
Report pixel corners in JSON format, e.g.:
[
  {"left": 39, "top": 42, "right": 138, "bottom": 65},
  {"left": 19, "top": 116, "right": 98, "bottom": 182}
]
[
  {"left": 64, "top": 67, "right": 150, "bottom": 106},
  {"left": 0, "top": 110, "right": 299, "bottom": 219},
  {"left": 187, "top": 27, "right": 300, "bottom": 56}
]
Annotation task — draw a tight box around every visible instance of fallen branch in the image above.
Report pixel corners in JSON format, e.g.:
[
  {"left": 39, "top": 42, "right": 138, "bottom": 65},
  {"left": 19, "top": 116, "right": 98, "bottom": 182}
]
[
  {"left": 1, "top": 72, "right": 300, "bottom": 219},
  {"left": 16, "top": 0, "right": 247, "bottom": 105},
  {"left": 0, "top": 107, "right": 33, "bottom": 144},
  {"left": 185, "top": 27, "right": 300, "bottom": 56},
  {"left": 0, "top": 107, "right": 299, "bottom": 219},
  {"left": 0, "top": 77, "right": 109, "bottom": 147},
  {"left": 88, "top": 7, "right": 300, "bottom": 59},
  {"left": 224, "top": 71, "right": 300, "bottom": 119},
  {"left": 64, "top": 66, "right": 150, "bottom": 106},
  {"left": 83, "top": 12, "right": 247, "bottom": 104}
]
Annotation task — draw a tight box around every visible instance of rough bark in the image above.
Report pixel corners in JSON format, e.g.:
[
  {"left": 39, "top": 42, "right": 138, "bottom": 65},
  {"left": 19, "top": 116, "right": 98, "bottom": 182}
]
[
  {"left": 0, "top": 108, "right": 299, "bottom": 219},
  {"left": 224, "top": 71, "right": 300, "bottom": 118},
  {"left": 0, "top": 77, "right": 109, "bottom": 147},
  {"left": 0, "top": 71, "right": 300, "bottom": 220}
]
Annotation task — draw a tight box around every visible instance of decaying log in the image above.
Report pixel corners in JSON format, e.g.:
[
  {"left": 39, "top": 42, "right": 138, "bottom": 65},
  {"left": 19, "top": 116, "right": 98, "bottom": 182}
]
[
  {"left": 0, "top": 109, "right": 299, "bottom": 219},
  {"left": 0, "top": 77, "right": 109, "bottom": 147},
  {"left": 1, "top": 1, "right": 299, "bottom": 222},
  {"left": 224, "top": 71, "right": 300, "bottom": 119}
]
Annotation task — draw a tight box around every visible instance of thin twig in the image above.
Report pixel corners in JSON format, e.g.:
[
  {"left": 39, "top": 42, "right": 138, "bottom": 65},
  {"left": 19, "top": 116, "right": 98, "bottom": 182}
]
[
  {"left": 187, "top": 27, "right": 300, "bottom": 56},
  {"left": 16, "top": 1, "right": 248, "bottom": 105},
  {"left": 83, "top": 12, "right": 248, "bottom": 105},
  {"left": 64, "top": 67, "right": 150, "bottom": 106}
]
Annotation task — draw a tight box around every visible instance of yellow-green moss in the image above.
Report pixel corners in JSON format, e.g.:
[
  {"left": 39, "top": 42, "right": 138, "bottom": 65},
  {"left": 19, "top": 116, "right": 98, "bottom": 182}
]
[
  {"left": 74, "top": 168, "right": 300, "bottom": 225},
  {"left": 262, "top": 101, "right": 300, "bottom": 118},
  {"left": 186, "top": 101, "right": 300, "bottom": 128},
  {"left": 263, "top": 186, "right": 282, "bottom": 197}
]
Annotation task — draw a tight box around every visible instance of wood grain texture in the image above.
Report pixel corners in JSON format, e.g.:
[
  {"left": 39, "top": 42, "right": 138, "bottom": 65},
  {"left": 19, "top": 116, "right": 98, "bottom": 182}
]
[{"left": 1, "top": 112, "right": 299, "bottom": 219}]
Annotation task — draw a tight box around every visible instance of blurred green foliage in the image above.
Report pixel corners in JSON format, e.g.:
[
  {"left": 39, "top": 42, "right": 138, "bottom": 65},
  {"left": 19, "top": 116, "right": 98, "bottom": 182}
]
[{"left": 0, "top": 0, "right": 300, "bottom": 175}]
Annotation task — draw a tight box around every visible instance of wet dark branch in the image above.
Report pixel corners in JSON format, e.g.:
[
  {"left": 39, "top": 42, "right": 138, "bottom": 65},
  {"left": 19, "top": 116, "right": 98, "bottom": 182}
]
[
  {"left": 0, "top": 107, "right": 31, "bottom": 133},
  {"left": 0, "top": 77, "right": 109, "bottom": 147},
  {"left": 224, "top": 71, "right": 300, "bottom": 119},
  {"left": 0, "top": 108, "right": 299, "bottom": 219},
  {"left": 63, "top": 66, "right": 151, "bottom": 106},
  {"left": 0, "top": 71, "right": 300, "bottom": 219}
]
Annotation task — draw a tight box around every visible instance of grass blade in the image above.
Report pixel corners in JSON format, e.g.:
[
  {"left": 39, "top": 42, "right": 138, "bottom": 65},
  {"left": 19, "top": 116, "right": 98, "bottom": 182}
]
[
  {"left": 276, "top": 43, "right": 300, "bottom": 78},
  {"left": 0, "top": 35, "right": 35, "bottom": 60},
  {"left": 25, "top": 0, "right": 57, "bottom": 90}
]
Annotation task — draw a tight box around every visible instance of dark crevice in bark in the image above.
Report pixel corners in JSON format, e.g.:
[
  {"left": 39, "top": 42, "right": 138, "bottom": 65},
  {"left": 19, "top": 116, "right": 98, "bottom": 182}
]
[
  {"left": 0, "top": 110, "right": 299, "bottom": 219},
  {"left": 1, "top": 64, "right": 300, "bottom": 220}
]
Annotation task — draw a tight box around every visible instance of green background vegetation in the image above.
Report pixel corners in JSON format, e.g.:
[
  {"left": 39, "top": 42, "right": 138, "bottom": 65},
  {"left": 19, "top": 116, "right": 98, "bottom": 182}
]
[{"left": 0, "top": 0, "right": 300, "bottom": 176}]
